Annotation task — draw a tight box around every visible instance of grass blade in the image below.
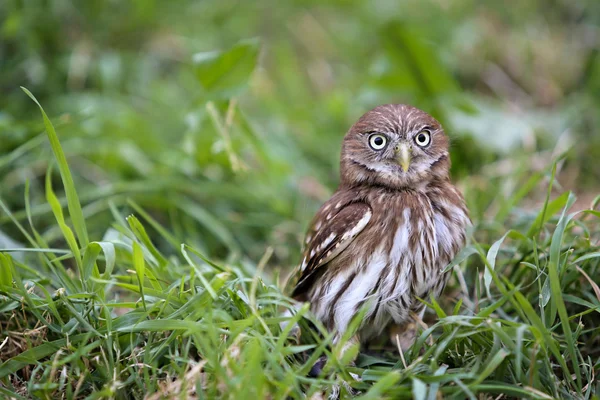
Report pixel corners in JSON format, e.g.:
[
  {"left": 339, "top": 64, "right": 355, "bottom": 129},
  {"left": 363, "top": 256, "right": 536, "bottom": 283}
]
[{"left": 21, "top": 87, "right": 89, "bottom": 247}]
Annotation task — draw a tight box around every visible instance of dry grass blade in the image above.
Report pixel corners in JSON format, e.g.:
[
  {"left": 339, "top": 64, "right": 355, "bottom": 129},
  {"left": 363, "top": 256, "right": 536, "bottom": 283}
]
[{"left": 575, "top": 266, "right": 600, "bottom": 302}]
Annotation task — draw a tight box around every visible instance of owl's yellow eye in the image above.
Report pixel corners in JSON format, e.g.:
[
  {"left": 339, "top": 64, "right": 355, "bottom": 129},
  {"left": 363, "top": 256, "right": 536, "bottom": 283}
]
[
  {"left": 368, "top": 134, "right": 387, "bottom": 150},
  {"left": 415, "top": 130, "right": 431, "bottom": 147}
]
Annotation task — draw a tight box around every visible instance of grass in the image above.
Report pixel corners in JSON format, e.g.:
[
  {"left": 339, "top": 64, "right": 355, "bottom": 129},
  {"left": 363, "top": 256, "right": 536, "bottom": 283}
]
[
  {"left": 0, "top": 90, "right": 598, "bottom": 399},
  {"left": 1, "top": 1, "right": 600, "bottom": 398}
]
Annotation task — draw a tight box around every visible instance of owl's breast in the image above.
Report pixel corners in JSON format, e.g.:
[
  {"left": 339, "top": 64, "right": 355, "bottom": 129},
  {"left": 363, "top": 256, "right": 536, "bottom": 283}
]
[
  {"left": 364, "top": 188, "right": 468, "bottom": 319},
  {"left": 308, "top": 186, "right": 469, "bottom": 334}
]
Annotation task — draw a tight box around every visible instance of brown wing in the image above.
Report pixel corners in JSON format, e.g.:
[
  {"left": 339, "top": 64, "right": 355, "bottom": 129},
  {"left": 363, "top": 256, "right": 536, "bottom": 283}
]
[{"left": 289, "top": 201, "right": 372, "bottom": 299}]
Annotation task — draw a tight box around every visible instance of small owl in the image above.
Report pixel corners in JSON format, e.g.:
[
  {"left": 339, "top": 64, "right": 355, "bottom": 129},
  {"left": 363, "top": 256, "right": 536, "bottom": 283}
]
[{"left": 287, "top": 104, "right": 470, "bottom": 366}]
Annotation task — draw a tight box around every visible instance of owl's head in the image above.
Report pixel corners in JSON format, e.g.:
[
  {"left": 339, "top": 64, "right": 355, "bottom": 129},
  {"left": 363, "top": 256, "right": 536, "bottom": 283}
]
[{"left": 340, "top": 104, "right": 451, "bottom": 190}]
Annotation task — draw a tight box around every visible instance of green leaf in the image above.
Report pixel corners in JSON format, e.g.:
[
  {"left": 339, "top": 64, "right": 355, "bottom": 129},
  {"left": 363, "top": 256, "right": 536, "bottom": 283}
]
[
  {"left": 96, "top": 241, "right": 116, "bottom": 279},
  {"left": 180, "top": 244, "right": 217, "bottom": 299},
  {"left": 115, "top": 319, "right": 201, "bottom": 333},
  {"left": 21, "top": 87, "right": 89, "bottom": 247},
  {"left": 470, "top": 349, "right": 509, "bottom": 386},
  {"left": 526, "top": 190, "right": 569, "bottom": 238},
  {"left": 496, "top": 171, "right": 544, "bottom": 222},
  {"left": 357, "top": 371, "right": 401, "bottom": 399},
  {"left": 0, "top": 333, "right": 91, "bottom": 378},
  {"left": 45, "top": 167, "right": 83, "bottom": 276},
  {"left": 511, "top": 288, "right": 575, "bottom": 390},
  {"left": 132, "top": 241, "right": 147, "bottom": 311},
  {"left": 127, "top": 214, "right": 168, "bottom": 268},
  {"left": 427, "top": 365, "right": 448, "bottom": 400},
  {"left": 178, "top": 199, "right": 240, "bottom": 258},
  {"left": 0, "top": 252, "right": 13, "bottom": 286},
  {"left": 81, "top": 242, "right": 101, "bottom": 293},
  {"left": 127, "top": 200, "right": 179, "bottom": 249},
  {"left": 573, "top": 252, "right": 600, "bottom": 264},
  {"left": 193, "top": 38, "right": 260, "bottom": 98},
  {"left": 443, "top": 245, "right": 478, "bottom": 273},
  {"left": 546, "top": 193, "right": 582, "bottom": 390},
  {"left": 412, "top": 377, "right": 427, "bottom": 400},
  {"left": 484, "top": 232, "right": 510, "bottom": 295}
]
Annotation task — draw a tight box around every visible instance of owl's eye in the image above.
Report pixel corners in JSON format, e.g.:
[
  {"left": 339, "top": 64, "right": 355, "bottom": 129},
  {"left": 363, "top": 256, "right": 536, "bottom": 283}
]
[
  {"left": 368, "top": 134, "right": 387, "bottom": 150},
  {"left": 415, "top": 130, "right": 431, "bottom": 147}
]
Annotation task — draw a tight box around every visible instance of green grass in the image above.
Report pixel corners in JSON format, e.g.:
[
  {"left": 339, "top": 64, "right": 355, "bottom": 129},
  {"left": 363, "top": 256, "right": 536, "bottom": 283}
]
[
  {"left": 1, "top": 1, "right": 600, "bottom": 398},
  {"left": 0, "top": 90, "right": 598, "bottom": 399}
]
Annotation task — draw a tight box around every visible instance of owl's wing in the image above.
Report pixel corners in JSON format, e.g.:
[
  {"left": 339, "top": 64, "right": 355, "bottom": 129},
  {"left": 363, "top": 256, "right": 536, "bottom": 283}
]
[{"left": 289, "top": 202, "right": 372, "bottom": 299}]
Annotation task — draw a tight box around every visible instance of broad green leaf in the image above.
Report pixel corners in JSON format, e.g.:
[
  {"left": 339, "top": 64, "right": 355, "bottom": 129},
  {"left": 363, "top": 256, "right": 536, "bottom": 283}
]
[{"left": 193, "top": 38, "right": 260, "bottom": 98}]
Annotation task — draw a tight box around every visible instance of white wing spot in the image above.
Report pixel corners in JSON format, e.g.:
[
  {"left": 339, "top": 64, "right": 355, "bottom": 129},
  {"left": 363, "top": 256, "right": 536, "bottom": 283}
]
[
  {"left": 315, "top": 209, "right": 372, "bottom": 268},
  {"left": 318, "top": 232, "right": 336, "bottom": 251},
  {"left": 300, "top": 257, "right": 307, "bottom": 271},
  {"left": 342, "top": 210, "right": 371, "bottom": 241}
]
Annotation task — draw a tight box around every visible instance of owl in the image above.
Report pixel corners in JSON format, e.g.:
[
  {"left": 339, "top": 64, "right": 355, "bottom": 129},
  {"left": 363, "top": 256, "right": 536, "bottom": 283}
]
[{"left": 287, "top": 104, "right": 470, "bottom": 373}]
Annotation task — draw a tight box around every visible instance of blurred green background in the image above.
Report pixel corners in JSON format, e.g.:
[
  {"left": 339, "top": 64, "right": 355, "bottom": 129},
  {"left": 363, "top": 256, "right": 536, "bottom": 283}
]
[{"left": 1, "top": 0, "right": 599, "bottom": 278}]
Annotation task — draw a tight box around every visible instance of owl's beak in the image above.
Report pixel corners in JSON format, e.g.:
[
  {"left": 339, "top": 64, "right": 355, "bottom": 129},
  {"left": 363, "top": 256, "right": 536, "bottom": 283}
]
[{"left": 395, "top": 143, "right": 412, "bottom": 172}]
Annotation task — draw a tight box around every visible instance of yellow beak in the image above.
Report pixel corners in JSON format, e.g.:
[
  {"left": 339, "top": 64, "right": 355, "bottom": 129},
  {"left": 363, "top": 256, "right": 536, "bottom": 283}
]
[{"left": 396, "top": 143, "right": 412, "bottom": 172}]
